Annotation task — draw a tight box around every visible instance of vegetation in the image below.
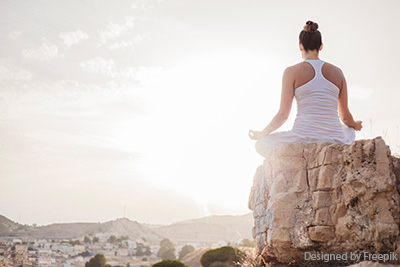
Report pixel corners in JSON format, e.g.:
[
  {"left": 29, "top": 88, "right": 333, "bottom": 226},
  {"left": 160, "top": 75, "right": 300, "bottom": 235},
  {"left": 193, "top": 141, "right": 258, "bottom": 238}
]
[
  {"left": 71, "top": 251, "right": 92, "bottom": 258},
  {"left": 209, "top": 262, "right": 232, "bottom": 267},
  {"left": 239, "top": 238, "right": 255, "bottom": 248},
  {"left": 157, "top": 238, "right": 176, "bottom": 260},
  {"left": 84, "top": 236, "right": 91, "bottom": 243},
  {"left": 105, "top": 235, "right": 129, "bottom": 244},
  {"left": 200, "top": 246, "right": 243, "bottom": 267},
  {"left": 160, "top": 249, "right": 176, "bottom": 260},
  {"left": 17, "top": 224, "right": 27, "bottom": 230},
  {"left": 178, "top": 245, "right": 195, "bottom": 260},
  {"left": 69, "top": 240, "right": 81, "bottom": 246},
  {"left": 233, "top": 249, "right": 258, "bottom": 267},
  {"left": 108, "top": 235, "right": 116, "bottom": 243},
  {"left": 152, "top": 260, "right": 188, "bottom": 267},
  {"left": 116, "top": 236, "right": 129, "bottom": 242},
  {"left": 85, "top": 254, "right": 111, "bottom": 267},
  {"left": 77, "top": 251, "right": 91, "bottom": 258},
  {"left": 136, "top": 243, "right": 151, "bottom": 256}
]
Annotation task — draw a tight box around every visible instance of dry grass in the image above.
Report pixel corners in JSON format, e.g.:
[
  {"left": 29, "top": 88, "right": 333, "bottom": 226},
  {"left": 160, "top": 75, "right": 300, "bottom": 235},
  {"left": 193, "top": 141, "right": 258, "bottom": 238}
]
[{"left": 234, "top": 248, "right": 259, "bottom": 267}]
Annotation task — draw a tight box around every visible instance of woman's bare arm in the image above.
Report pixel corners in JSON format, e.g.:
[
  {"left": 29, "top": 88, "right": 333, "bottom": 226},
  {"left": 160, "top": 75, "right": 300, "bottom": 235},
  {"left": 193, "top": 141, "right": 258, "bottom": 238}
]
[
  {"left": 258, "top": 67, "right": 294, "bottom": 136},
  {"left": 338, "top": 69, "right": 362, "bottom": 130}
]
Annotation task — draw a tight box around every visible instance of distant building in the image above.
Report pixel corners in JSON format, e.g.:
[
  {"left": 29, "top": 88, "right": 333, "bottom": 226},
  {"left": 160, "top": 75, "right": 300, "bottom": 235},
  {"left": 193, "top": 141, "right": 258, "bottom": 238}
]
[
  {"left": 22, "top": 258, "right": 34, "bottom": 267},
  {"left": 22, "top": 238, "right": 36, "bottom": 244},
  {"left": 38, "top": 258, "right": 52, "bottom": 267},
  {"left": 101, "top": 244, "right": 113, "bottom": 251},
  {"left": 2, "top": 257, "right": 14, "bottom": 267},
  {"left": 27, "top": 256, "right": 37, "bottom": 265},
  {"left": 15, "top": 245, "right": 28, "bottom": 254},
  {"left": 125, "top": 241, "right": 137, "bottom": 249},
  {"left": 0, "top": 239, "right": 12, "bottom": 246},
  {"left": 116, "top": 249, "right": 129, "bottom": 256},
  {"left": 92, "top": 234, "right": 108, "bottom": 243},
  {"left": 62, "top": 259, "right": 75, "bottom": 267},
  {"left": 98, "top": 250, "right": 114, "bottom": 256},
  {"left": 74, "top": 262, "right": 85, "bottom": 267},
  {"left": 73, "top": 246, "right": 85, "bottom": 255},
  {"left": 38, "top": 257, "right": 61, "bottom": 267},
  {"left": 50, "top": 244, "right": 73, "bottom": 254},
  {"left": 38, "top": 249, "right": 52, "bottom": 257},
  {"left": 28, "top": 251, "right": 37, "bottom": 256}
]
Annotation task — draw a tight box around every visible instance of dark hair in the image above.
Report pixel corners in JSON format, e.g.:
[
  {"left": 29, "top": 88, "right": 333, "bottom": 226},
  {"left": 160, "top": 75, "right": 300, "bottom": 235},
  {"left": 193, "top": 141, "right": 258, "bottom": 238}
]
[{"left": 299, "top": 20, "right": 322, "bottom": 52}]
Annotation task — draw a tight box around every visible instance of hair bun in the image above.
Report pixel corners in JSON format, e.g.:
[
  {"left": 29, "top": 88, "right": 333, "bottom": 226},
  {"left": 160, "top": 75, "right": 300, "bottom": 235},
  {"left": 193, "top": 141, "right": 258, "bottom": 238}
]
[{"left": 303, "top": 20, "right": 318, "bottom": 33}]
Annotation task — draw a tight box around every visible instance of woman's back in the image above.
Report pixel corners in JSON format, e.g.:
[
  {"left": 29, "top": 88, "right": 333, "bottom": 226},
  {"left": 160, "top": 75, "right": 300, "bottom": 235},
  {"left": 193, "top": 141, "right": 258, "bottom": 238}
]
[
  {"left": 291, "top": 59, "right": 354, "bottom": 143},
  {"left": 293, "top": 60, "right": 342, "bottom": 90},
  {"left": 249, "top": 20, "right": 362, "bottom": 158}
]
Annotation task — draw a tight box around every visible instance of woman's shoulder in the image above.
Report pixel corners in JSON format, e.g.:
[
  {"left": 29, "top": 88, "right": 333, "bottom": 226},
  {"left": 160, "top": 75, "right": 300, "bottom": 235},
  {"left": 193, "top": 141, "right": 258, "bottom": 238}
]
[
  {"left": 289, "top": 60, "right": 344, "bottom": 78},
  {"left": 289, "top": 60, "right": 340, "bottom": 70},
  {"left": 322, "top": 61, "right": 344, "bottom": 75}
]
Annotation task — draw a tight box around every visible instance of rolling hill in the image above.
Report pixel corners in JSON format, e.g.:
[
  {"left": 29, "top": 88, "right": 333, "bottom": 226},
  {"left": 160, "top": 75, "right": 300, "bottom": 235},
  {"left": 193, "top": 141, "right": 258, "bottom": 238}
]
[{"left": 0, "top": 213, "right": 254, "bottom": 245}]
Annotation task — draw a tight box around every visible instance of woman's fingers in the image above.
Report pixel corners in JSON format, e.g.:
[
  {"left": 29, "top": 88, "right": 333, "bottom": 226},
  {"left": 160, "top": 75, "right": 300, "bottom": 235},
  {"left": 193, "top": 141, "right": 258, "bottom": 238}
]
[
  {"left": 249, "top": 132, "right": 253, "bottom": 139},
  {"left": 354, "top": 121, "right": 363, "bottom": 131},
  {"left": 249, "top": 130, "right": 256, "bottom": 139}
]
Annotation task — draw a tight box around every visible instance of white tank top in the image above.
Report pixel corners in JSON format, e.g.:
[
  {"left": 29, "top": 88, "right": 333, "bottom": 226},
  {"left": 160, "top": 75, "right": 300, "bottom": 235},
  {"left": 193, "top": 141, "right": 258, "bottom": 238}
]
[{"left": 292, "top": 59, "right": 355, "bottom": 144}]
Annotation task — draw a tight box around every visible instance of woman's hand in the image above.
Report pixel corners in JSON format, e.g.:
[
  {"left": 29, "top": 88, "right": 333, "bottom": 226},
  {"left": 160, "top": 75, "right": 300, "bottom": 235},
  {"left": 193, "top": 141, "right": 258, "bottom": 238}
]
[
  {"left": 353, "top": 120, "right": 363, "bottom": 131},
  {"left": 248, "top": 130, "right": 264, "bottom": 140}
]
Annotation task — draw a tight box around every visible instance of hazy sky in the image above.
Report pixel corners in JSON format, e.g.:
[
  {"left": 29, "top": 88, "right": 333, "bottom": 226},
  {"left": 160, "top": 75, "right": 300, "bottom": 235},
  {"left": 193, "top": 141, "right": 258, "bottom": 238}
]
[{"left": 1, "top": 0, "right": 400, "bottom": 226}]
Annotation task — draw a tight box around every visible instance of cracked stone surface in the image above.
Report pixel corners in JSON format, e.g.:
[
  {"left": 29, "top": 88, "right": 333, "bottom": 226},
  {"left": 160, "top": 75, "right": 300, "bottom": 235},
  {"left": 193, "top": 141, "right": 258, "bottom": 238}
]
[{"left": 248, "top": 136, "right": 400, "bottom": 266}]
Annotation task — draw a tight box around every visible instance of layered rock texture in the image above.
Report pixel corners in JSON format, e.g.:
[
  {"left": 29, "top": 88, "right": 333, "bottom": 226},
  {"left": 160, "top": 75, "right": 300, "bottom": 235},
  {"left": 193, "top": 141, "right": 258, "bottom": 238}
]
[{"left": 248, "top": 136, "right": 400, "bottom": 266}]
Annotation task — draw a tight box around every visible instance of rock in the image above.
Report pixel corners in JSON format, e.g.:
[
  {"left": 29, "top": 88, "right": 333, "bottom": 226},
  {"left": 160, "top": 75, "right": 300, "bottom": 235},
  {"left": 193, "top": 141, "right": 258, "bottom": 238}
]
[
  {"left": 308, "top": 226, "right": 335, "bottom": 242},
  {"left": 349, "top": 261, "right": 400, "bottom": 267},
  {"left": 248, "top": 136, "right": 400, "bottom": 266}
]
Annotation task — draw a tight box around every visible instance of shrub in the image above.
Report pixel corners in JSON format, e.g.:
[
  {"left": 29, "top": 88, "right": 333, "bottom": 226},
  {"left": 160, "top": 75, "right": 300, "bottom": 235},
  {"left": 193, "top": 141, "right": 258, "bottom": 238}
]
[
  {"left": 200, "top": 246, "right": 243, "bottom": 267},
  {"left": 178, "top": 245, "right": 195, "bottom": 260},
  {"left": 152, "top": 260, "right": 188, "bottom": 267},
  {"left": 85, "top": 254, "right": 111, "bottom": 267},
  {"left": 157, "top": 238, "right": 176, "bottom": 260},
  {"left": 160, "top": 248, "right": 176, "bottom": 260},
  {"left": 209, "top": 262, "right": 232, "bottom": 267}
]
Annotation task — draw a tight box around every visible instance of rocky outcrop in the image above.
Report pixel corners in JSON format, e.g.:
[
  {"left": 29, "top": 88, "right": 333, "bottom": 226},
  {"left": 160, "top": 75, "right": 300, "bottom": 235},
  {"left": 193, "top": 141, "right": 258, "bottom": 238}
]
[{"left": 248, "top": 136, "right": 400, "bottom": 266}]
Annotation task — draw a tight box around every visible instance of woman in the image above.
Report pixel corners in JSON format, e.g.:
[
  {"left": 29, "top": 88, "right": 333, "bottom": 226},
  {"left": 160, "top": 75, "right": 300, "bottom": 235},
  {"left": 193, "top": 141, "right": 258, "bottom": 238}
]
[{"left": 249, "top": 20, "right": 363, "bottom": 158}]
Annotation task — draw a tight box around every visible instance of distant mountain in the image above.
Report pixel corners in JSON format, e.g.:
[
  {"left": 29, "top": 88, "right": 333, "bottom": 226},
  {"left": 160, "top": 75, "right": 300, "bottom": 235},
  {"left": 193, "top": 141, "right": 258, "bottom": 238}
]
[
  {"left": 0, "top": 215, "right": 21, "bottom": 235},
  {"left": 141, "top": 223, "right": 164, "bottom": 230},
  {"left": 0, "top": 216, "right": 162, "bottom": 245},
  {"left": 152, "top": 213, "right": 253, "bottom": 245},
  {"left": 0, "top": 213, "right": 254, "bottom": 245}
]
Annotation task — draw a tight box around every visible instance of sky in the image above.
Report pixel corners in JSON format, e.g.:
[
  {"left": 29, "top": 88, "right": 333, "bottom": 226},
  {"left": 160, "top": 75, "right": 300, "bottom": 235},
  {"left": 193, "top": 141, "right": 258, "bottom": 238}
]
[{"left": 1, "top": 0, "right": 400, "bottom": 226}]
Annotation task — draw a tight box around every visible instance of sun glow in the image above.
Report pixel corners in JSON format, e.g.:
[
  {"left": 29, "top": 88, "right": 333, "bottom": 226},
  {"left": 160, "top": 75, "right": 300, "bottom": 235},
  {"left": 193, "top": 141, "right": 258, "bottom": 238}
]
[{"left": 111, "top": 46, "right": 287, "bottom": 213}]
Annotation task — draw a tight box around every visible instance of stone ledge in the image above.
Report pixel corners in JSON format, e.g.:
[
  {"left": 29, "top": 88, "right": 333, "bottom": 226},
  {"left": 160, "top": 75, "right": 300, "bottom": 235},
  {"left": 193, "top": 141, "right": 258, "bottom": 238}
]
[{"left": 248, "top": 136, "right": 400, "bottom": 266}]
